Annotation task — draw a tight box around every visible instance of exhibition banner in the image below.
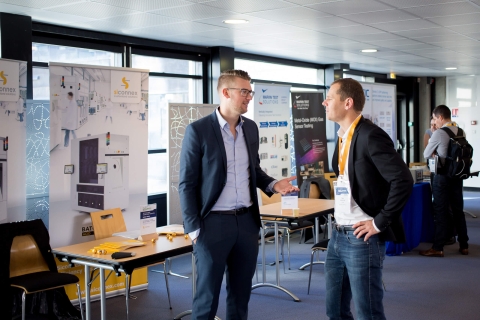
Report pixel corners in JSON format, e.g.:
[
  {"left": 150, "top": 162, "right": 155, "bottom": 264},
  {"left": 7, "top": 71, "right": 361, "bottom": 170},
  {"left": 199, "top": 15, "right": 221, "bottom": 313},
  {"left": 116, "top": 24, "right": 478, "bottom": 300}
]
[
  {"left": 360, "top": 82, "right": 396, "bottom": 146},
  {"left": 291, "top": 92, "right": 328, "bottom": 188},
  {"left": 48, "top": 63, "right": 149, "bottom": 299},
  {"left": 0, "top": 58, "right": 27, "bottom": 223},
  {"left": 252, "top": 84, "right": 291, "bottom": 180},
  {"left": 168, "top": 103, "right": 217, "bottom": 225}
]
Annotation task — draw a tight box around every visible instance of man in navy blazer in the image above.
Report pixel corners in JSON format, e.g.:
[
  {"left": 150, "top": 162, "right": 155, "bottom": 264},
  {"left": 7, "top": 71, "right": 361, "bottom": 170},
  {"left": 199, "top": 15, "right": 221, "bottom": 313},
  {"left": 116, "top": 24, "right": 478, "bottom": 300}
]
[
  {"left": 179, "top": 70, "right": 298, "bottom": 320},
  {"left": 323, "top": 78, "right": 412, "bottom": 320}
]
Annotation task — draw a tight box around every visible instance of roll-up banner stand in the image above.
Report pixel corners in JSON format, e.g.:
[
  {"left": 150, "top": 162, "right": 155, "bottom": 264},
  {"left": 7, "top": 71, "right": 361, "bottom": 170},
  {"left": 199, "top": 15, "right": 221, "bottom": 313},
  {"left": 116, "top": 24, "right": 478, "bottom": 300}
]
[
  {"left": 168, "top": 103, "right": 217, "bottom": 225},
  {"left": 0, "top": 58, "right": 27, "bottom": 223},
  {"left": 251, "top": 83, "right": 292, "bottom": 180},
  {"left": 48, "top": 63, "right": 149, "bottom": 300},
  {"left": 291, "top": 92, "right": 328, "bottom": 189},
  {"left": 360, "top": 82, "right": 397, "bottom": 147}
]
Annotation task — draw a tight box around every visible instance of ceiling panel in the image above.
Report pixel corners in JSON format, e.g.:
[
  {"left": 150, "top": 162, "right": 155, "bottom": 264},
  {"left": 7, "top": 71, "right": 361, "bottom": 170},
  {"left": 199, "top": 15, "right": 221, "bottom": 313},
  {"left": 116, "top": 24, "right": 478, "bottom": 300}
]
[
  {"left": 46, "top": 1, "right": 136, "bottom": 19},
  {"left": 91, "top": 0, "right": 191, "bottom": 11},
  {"left": 79, "top": 13, "right": 183, "bottom": 31},
  {"left": 201, "top": 0, "right": 294, "bottom": 13},
  {"left": 377, "top": 0, "right": 460, "bottom": 9},
  {"left": 447, "top": 23, "right": 480, "bottom": 34},
  {"left": 428, "top": 12, "right": 480, "bottom": 27},
  {"left": 402, "top": 2, "right": 480, "bottom": 18},
  {"left": 343, "top": 32, "right": 404, "bottom": 42},
  {"left": 150, "top": 3, "right": 234, "bottom": 20},
  {"left": 129, "top": 21, "right": 224, "bottom": 37},
  {"left": 0, "top": 0, "right": 85, "bottom": 9},
  {"left": 247, "top": 6, "right": 331, "bottom": 22},
  {"left": 393, "top": 27, "right": 458, "bottom": 38},
  {"left": 195, "top": 14, "right": 273, "bottom": 28},
  {"left": 341, "top": 9, "right": 417, "bottom": 24},
  {"left": 306, "top": 0, "right": 393, "bottom": 16},
  {"left": 372, "top": 19, "right": 437, "bottom": 32},
  {"left": 286, "top": 16, "right": 359, "bottom": 30},
  {"left": 224, "top": 22, "right": 308, "bottom": 35},
  {"left": 319, "top": 25, "right": 384, "bottom": 36},
  {"left": 364, "top": 38, "right": 422, "bottom": 46}
]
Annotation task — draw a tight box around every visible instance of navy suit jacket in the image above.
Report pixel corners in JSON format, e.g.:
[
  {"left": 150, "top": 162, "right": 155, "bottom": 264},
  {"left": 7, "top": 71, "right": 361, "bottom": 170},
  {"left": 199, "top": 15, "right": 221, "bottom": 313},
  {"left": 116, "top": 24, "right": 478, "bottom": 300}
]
[
  {"left": 332, "top": 117, "right": 413, "bottom": 242},
  {"left": 179, "top": 111, "right": 275, "bottom": 234}
]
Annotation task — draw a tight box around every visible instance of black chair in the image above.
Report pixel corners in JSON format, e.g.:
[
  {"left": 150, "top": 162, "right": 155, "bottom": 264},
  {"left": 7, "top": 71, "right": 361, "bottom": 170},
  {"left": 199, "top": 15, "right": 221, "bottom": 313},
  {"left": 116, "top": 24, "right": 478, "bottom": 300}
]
[
  {"left": 1, "top": 219, "right": 83, "bottom": 320},
  {"left": 307, "top": 239, "right": 329, "bottom": 294}
]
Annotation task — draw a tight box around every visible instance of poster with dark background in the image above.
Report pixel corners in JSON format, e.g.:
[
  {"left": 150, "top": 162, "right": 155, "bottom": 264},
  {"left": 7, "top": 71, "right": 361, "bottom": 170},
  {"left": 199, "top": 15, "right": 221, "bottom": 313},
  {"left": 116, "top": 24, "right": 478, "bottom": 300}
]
[{"left": 291, "top": 92, "right": 328, "bottom": 188}]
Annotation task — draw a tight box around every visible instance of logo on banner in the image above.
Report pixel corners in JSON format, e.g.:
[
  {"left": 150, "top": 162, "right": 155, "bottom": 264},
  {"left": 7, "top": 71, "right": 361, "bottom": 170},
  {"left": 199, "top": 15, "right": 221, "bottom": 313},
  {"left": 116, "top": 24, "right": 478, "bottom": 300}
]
[
  {"left": 295, "top": 95, "right": 301, "bottom": 99},
  {"left": 122, "top": 77, "right": 129, "bottom": 89},
  {"left": 111, "top": 70, "right": 141, "bottom": 103},
  {"left": 262, "top": 89, "right": 268, "bottom": 93},
  {"left": 0, "top": 60, "right": 20, "bottom": 101},
  {"left": 0, "top": 71, "right": 7, "bottom": 85}
]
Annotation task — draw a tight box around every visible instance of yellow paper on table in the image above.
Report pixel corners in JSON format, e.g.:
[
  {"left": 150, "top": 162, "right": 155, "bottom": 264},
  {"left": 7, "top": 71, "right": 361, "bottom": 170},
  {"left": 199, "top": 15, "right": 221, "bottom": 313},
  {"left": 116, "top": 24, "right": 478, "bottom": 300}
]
[{"left": 89, "top": 239, "right": 145, "bottom": 254}]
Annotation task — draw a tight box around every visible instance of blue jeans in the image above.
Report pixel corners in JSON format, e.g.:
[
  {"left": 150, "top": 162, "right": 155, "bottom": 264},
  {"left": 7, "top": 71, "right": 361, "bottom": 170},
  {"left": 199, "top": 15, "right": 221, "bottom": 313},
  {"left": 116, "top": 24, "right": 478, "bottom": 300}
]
[
  {"left": 325, "top": 228, "right": 386, "bottom": 320},
  {"left": 64, "top": 129, "right": 76, "bottom": 147}
]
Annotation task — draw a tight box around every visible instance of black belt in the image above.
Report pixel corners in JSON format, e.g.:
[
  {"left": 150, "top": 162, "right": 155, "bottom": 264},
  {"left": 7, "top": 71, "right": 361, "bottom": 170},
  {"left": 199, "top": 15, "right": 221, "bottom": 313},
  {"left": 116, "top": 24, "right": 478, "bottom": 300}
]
[
  {"left": 333, "top": 223, "right": 356, "bottom": 232},
  {"left": 210, "top": 206, "right": 251, "bottom": 215}
]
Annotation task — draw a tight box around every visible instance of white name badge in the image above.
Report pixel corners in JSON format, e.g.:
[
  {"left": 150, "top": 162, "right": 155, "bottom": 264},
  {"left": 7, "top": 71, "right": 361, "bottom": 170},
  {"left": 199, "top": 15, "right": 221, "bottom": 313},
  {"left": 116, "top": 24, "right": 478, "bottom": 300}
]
[{"left": 333, "top": 177, "right": 351, "bottom": 214}]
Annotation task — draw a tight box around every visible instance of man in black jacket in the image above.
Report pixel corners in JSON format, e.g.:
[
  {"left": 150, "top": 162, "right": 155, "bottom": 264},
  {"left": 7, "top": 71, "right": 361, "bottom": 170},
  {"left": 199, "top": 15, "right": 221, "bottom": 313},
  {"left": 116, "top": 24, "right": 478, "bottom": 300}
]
[{"left": 323, "top": 78, "right": 413, "bottom": 320}]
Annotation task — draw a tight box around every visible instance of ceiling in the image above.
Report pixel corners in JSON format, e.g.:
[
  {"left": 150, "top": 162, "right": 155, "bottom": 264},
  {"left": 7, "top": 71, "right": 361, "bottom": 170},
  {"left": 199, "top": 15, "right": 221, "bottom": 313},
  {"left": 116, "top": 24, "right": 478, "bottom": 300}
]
[{"left": 2, "top": 0, "right": 480, "bottom": 77}]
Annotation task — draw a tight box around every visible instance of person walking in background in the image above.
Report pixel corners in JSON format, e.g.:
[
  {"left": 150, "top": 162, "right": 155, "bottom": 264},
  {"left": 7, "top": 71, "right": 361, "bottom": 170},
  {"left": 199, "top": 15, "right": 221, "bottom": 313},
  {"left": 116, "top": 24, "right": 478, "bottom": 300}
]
[
  {"left": 322, "top": 78, "right": 413, "bottom": 320},
  {"left": 179, "top": 69, "right": 298, "bottom": 320},
  {"left": 421, "top": 105, "right": 469, "bottom": 257}
]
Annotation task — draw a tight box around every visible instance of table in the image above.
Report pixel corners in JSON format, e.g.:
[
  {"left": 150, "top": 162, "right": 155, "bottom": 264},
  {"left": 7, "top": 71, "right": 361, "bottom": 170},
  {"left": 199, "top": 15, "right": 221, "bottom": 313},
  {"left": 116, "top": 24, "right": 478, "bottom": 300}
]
[
  {"left": 386, "top": 182, "right": 435, "bottom": 256},
  {"left": 53, "top": 235, "right": 192, "bottom": 320},
  {"left": 253, "top": 198, "right": 335, "bottom": 301}
]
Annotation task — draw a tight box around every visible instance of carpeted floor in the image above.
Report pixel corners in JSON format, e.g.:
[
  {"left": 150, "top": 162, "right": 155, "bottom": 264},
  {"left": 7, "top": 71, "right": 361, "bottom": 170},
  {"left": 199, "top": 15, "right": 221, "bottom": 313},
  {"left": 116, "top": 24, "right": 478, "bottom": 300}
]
[{"left": 88, "top": 190, "right": 480, "bottom": 320}]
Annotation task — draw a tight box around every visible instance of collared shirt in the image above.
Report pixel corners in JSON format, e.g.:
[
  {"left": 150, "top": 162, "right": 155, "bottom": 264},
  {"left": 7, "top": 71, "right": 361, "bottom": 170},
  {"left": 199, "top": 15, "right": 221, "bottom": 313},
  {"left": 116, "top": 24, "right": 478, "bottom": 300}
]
[
  {"left": 211, "top": 108, "right": 252, "bottom": 211},
  {"left": 189, "top": 108, "right": 255, "bottom": 241},
  {"left": 335, "top": 115, "right": 379, "bottom": 231},
  {"left": 424, "top": 122, "right": 463, "bottom": 167}
]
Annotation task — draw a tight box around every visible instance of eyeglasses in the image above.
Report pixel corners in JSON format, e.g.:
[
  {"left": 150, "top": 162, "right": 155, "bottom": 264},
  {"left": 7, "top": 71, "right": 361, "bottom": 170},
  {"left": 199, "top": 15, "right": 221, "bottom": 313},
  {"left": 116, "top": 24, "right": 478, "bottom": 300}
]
[{"left": 228, "top": 88, "right": 255, "bottom": 97}]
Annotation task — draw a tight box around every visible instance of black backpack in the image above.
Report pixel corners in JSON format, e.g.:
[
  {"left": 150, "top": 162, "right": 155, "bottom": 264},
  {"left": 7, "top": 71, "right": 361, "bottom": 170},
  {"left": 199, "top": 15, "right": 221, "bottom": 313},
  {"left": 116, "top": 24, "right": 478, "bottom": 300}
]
[{"left": 440, "top": 127, "right": 473, "bottom": 179}]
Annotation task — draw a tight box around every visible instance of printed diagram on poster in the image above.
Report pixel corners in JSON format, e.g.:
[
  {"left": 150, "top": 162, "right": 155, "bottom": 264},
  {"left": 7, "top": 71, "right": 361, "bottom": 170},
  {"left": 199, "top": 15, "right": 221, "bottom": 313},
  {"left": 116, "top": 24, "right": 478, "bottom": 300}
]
[
  {"left": 0, "top": 59, "right": 27, "bottom": 223},
  {"left": 360, "top": 82, "right": 396, "bottom": 146},
  {"left": 48, "top": 63, "right": 149, "bottom": 250},
  {"left": 253, "top": 84, "right": 291, "bottom": 180},
  {"left": 291, "top": 92, "right": 328, "bottom": 188}
]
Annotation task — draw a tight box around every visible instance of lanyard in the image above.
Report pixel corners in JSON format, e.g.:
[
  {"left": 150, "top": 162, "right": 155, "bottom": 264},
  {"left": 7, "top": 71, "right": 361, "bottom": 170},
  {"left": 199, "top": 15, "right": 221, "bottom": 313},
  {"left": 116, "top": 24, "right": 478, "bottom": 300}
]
[
  {"left": 444, "top": 121, "right": 457, "bottom": 127},
  {"left": 338, "top": 115, "right": 362, "bottom": 176}
]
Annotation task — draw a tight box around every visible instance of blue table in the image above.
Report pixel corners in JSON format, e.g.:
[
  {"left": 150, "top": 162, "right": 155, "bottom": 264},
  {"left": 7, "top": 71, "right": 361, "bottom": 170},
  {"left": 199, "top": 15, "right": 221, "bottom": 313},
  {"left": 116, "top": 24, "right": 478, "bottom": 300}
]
[{"left": 386, "top": 182, "right": 435, "bottom": 256}]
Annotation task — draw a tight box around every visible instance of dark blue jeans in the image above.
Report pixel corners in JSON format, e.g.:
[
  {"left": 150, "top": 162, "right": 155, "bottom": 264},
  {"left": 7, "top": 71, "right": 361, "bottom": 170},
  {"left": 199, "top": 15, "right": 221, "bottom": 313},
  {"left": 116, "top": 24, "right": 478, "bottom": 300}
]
[
  {"left": 325, "top": 228, "right": 386, "bottom": 320},
  {"left": 431, "top": 174, "right": 469, "bottom": 251}
]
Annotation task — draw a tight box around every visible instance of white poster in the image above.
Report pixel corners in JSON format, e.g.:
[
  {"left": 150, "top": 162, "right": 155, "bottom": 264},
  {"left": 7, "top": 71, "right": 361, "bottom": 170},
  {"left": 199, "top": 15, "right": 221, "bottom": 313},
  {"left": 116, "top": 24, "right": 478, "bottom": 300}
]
[
  {"left": 111, "top": 70, "right": 142, "bottom": 103},
  {"left": 252, "top": 84, "right": 292, "bottom": 180},
  {"left": 0, "top": 59, "right": 27, "bottom": 223},
  {"left": 48, "top": 63, "right": 149, "bottom": 248},
  {"left": 360, "top": 82, "right": 396, "bottom": 146},
  {"left": 0, "top": 60, "right": 20, "bottom": 102}
]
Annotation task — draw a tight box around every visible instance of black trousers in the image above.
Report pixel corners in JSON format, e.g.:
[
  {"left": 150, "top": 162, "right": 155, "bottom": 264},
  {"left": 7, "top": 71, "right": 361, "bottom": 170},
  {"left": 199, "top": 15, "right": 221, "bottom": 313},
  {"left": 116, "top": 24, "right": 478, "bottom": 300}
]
[
  {"left": 192, "top": 211, "right": 259, "bottom": 320},
  {"left": 431, "top": 174, "right": 469, "bottom": 251}
]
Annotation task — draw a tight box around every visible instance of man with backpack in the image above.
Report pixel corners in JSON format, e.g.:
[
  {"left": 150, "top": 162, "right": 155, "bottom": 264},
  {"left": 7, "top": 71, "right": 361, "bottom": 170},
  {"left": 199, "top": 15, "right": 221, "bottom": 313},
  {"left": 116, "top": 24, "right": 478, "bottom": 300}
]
[{"left": 422, "top": 105, "right": 470, "bottom": 257}]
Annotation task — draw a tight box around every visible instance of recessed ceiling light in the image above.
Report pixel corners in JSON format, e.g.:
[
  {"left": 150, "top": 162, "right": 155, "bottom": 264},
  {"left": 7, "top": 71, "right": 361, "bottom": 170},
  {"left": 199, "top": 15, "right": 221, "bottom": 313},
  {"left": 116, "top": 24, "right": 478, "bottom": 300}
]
[
  {"left": 223, "top": 19, "right": 249, "bottom": 24},
  {"left": 445, "top": 67, "right": 457, "bottom": 70},
  {"left": 361, "top": 49, "right": 377, "bottom": 53}
]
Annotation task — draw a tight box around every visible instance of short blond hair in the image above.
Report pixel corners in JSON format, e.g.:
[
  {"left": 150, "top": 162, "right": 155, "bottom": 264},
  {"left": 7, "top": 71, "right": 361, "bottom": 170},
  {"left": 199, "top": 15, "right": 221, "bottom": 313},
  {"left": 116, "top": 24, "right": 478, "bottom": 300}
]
[{"left": 217, "top": 69, "right": 251, "bottom": 92}]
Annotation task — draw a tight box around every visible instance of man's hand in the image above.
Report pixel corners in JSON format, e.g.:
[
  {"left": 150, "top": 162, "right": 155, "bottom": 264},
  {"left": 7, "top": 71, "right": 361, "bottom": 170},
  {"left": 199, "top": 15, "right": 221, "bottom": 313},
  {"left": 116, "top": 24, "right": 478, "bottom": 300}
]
[
  {"left": 352, "top": 220, "right": 379, "bottom": 241},
  {"left": 273, "top": 176, "right": 300, "bottom": 195}
]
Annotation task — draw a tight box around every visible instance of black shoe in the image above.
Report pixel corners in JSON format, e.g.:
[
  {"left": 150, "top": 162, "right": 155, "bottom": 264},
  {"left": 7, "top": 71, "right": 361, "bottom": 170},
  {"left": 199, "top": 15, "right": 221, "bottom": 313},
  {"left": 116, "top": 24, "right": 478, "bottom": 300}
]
[{"left": 445, "top": 237, "right": 456, "bottom": 246}]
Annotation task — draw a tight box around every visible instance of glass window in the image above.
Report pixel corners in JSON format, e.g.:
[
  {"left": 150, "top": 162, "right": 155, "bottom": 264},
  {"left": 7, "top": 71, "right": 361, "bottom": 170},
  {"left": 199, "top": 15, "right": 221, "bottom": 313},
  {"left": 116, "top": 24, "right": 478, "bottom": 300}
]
[
  {"left": 132, "top": 55, "right": 202, "bottom": 75},
  {"left": 33, "top": 68, "right": 50, "bottom": 100},
  {"left": 133, "top": 54, "right": 203, "bottom": 195},
  {"left": 235, "top": 58, "right": 322, "bottom": 85},
  {"left": 32, "top": 43, "right": 122, "bottom": 66},
  {"left": 147, "top": 77, "right": 203, "bottom": 150}
]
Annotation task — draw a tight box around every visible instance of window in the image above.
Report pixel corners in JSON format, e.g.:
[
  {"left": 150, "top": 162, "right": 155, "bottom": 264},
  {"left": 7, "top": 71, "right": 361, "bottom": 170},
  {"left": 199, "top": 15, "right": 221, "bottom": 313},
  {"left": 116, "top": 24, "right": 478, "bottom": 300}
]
[
  {"left": 235, "top": 58, "right": 323, "bottom": 85},
  {"left": 132, "top": 55, "right": 203, "bottom": 195},
  {"left": 32, "top": 43, "right": 122, "bottom": 66}
]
